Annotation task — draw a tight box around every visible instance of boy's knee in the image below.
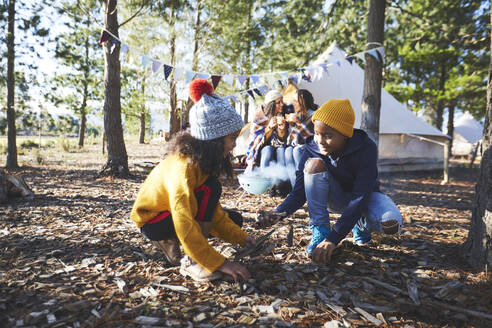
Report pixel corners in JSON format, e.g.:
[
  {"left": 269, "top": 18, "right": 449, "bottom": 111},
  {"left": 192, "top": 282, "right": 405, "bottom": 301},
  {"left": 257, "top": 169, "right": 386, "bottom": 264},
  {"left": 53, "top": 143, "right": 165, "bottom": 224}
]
[{"left": 305, "top": 158, "right": 327, "bottom": 174}]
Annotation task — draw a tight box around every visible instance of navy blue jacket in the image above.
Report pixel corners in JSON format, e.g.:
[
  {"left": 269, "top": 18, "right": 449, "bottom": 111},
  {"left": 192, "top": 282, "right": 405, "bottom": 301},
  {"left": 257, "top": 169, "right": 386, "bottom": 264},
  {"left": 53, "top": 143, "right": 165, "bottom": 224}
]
[{"left": 276, "top": 129, "right": 380, "bottom": 245}]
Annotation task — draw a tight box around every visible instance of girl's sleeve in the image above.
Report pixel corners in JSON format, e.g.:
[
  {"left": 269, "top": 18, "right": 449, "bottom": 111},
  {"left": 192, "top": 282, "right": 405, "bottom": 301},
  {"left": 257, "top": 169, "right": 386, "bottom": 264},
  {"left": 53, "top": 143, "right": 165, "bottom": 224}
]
[
  {"left": 210, "top": 204, "right": 247, "bottom": 245},
  {"left": 167, "top": 163, "right": 226, "bottom": 273}
]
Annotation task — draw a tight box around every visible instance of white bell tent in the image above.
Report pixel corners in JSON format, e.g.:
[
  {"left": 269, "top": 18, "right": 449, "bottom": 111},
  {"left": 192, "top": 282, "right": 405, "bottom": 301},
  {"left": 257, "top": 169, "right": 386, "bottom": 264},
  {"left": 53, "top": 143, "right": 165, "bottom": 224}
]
[
  {"left": 296, "top": 43, "right": 449, "bottom": 172},
  {"left": 452, "top": 112, "right": 483, "bottom": 156}
]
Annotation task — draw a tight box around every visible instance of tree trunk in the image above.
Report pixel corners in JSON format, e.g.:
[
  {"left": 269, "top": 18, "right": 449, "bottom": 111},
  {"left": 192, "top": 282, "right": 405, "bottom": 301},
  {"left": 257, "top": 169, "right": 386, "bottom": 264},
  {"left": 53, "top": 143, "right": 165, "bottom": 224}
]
[
  {"left": 462, "top": 6, "right": 492, "bottom": 270},
  {"left": 79, "top": 17, "right": 90, "bottom": 148},
  {"left": 139, "top": 111, "right": 145, "bottom": 144},
  {"left": 101, "top": 0, "right": 128, "bottom": 176},
  {"left": 183, "top": 0, "right": 203, "bottom": 126},
  {"left": 78, "top": 110, "right": 86, "bottom": 147},
  {"left": 6, "top": 0, "right": 18, "bottom": 169},
  {"left": 434, "top": 64, "right": 447, "bottom": 130},
  {"left": 360, "top": 0, "right": 385, "bottom": 147},
  {"left": 244, "top": 77, "right": 250, "bottom": 123},
  {"left": 447, "top": 104, "right": 455, "bottom": 158},
  {"left": 169, "top": 10, "right": 180, "bottom": 136},
  {"left": 139, "top": 81, "right": 145, "bottom": 144}
]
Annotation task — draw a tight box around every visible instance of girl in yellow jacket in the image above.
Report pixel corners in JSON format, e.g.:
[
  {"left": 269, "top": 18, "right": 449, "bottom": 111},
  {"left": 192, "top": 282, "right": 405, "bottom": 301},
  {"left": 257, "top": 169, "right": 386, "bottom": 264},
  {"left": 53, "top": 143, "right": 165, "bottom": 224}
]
[{"left": 131, "top": 79, "right": 255, "bottom": 282}]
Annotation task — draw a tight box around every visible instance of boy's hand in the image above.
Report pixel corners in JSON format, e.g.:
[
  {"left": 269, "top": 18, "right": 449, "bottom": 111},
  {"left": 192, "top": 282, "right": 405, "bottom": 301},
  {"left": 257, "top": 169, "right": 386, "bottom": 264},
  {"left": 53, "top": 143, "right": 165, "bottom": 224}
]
[
  {"left": 217, "top": 261, "right": 250, "bottom": 282},
  {"left": 312, "top": 240, "right": 336, "bottom": 264},
  {"left": 244, "top": 236, "right": 256, "bottom": 249},
  {"left": 255, "top": 209, "right": 285, "bottom": 228}
]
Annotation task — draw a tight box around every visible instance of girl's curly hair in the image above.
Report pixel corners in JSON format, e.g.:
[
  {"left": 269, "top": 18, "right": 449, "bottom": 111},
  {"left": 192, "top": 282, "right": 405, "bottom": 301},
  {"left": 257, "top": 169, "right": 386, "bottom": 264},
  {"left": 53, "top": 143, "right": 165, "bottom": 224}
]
[{"left": 163, "top": 131, "right": 233, "bottom": 177}]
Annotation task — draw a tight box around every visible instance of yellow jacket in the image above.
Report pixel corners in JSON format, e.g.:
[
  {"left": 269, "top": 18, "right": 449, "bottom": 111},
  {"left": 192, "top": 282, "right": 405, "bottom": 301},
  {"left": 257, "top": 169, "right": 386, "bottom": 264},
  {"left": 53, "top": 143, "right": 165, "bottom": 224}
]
[{"left": 130, "top": 154, "right": 247, "bottom": 272}]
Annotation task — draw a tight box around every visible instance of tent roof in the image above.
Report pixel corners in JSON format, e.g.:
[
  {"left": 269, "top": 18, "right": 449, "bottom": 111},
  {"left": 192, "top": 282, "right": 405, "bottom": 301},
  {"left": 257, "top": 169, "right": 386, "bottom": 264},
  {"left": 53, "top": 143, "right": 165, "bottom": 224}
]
[
  {"left": 454, "top": 112, "right": 483, "bottom": 144},
  {"left": 298, "top": 43, "right": 447, "bottom": 138}
]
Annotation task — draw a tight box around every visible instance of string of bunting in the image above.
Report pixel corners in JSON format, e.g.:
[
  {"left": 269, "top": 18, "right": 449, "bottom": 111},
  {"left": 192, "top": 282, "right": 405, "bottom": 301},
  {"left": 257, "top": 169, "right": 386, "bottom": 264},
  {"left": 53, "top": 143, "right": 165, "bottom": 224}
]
[{"left": 98, "top": 28, "right": 384, "bottom": 102}]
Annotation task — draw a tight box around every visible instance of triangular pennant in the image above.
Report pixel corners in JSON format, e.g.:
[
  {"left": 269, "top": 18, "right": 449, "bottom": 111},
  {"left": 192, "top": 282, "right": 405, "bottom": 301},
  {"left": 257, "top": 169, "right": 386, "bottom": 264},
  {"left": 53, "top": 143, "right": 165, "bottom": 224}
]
[
  {"left": 163, "top": 64, "right": 173, "bottom": 80},
  {"left": 173, "top": 67, "right": 184, "bottom": 80},
  {"left": 197, "top": 73, "right": 210, "bottom": 80},
  {"left": 375, "top": 47, "right": 385, "bottom": 64},
  {"left": 250, "top": 75, "right": 260, "bottom": 85},
  {"left": 121, "top": 42, "right": 129, "bottom": 53},
  {"left": 367, "top": 49, "right": 380, "bottom": 62},
  {"left": 354, "top": 53, "right": 366, "bottom": 63},
  {"left": 237, "top": 75, "right": 247, "bottom": 86},
  {"left": 223, "top": 74, "right": 234, "bottom": 85},
  {"left": 345, "top": 56, "right": 354, "bottom": 65},
  {"left": 258, "top": 86, "right": 269, "bottom": 95},
  {"left": 289, "top": 75, "right": 298, "bottom": 84},
  {"left": 110, "top": 38, "right": 120, "bottom": 54},
  {"left": 246, "top": 90, "right": 255, "bottom": 99},
  {"left": 211, "top": 75, "right": 222, "bottom": 89},
  {"left": 141, "top": 55, "right": 151, "bottom": 68},
  {"left": 185, "top": 71, "right": 196, "bottom": 83},
  {"left": 152, "top": 60, "right": 162, "bottom": 74},
  {"left": 253, "top": 88, "right": 262, "bottom": 97},
  {"left": 279, "top": 71, "right": 288, "bottom": 79},
  {"left": 98, "top": 30, "right": 112, "bottom": 45}
]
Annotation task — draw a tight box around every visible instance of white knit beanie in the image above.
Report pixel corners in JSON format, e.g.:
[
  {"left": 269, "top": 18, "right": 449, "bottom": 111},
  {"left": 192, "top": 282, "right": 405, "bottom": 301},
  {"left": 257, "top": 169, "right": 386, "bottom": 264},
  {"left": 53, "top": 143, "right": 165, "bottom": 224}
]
[{"left": 188, "top": 82, "right": 244, "bottom": 140}]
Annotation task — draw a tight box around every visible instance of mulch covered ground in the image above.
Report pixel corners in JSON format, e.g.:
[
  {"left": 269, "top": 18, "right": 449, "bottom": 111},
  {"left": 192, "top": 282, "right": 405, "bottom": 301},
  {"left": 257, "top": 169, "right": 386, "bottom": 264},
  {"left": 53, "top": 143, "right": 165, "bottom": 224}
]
[{"left": 1, "top": 143, "right": 491, "bottom": 328}]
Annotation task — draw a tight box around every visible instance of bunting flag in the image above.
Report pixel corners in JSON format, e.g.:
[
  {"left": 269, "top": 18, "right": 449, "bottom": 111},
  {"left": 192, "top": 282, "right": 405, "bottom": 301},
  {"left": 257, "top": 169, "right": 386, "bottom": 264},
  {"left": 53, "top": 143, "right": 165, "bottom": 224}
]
[
  {"left": 163, "top": 64, "right": 173, "bottom": 80},
  {"left": 253, "top": 88, "right": 263, "bottom": 97},
  {"left": 197, "top": 73, "right": 210, "bottom": 80},
  {"left": 247, "top": 90, "right": 255, "bottom": 99},
  {"left": 376, "top": 47, "right": 385, "bottom": 64},
  {"left": 250, "top": 75, "right": 260, "bottom": 85},
  {"left": 110, "top": 38, "right": 120, "bottom": 54},
  {"left": 258, "top": 86, "right": 269, "bottom": 95},
  {"left": 173, "top": 67, "right": 184, "bottom": 80},
  {"left": 367, "top": 49, "right": 380, "bottom": 62},
  {"left": 211, "top": 75, "right": 222, "bottom": 89},
  {"left": 223, "top": 74, "right": 234, "bottom": 85},
  {"left": 289, "top": 75, "right": 298, "bottom": 84},
  {"left": 152, "top": 60, "right": 162, "bottom": 74},
  {"left": 99, "top": 30, "right": 112, "bottom": 45},
  {"left": 354, "top": 53, "right": 366, "bottom": 63},
  {"left": 141, "top": 55, "right": 151, "bottom": 68},
  {"left": 345, "top": 56, "right": 354, "bottom": 65},
  {"left": 185, "top": 71, "right": 195, "bottom": 83},
  {"left": 237, "top": 75, "right": 247, "bottom": 86},
  {"left": 121, "top": 42, "right": 129, "bottom": 53}
]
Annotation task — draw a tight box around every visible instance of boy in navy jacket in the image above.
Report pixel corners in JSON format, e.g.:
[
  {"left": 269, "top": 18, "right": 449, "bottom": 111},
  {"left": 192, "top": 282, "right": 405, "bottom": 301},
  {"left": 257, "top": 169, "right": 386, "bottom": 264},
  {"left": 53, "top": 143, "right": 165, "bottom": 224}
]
[{"left": 258, "top": 99, "right": 402, "bottom": 264}]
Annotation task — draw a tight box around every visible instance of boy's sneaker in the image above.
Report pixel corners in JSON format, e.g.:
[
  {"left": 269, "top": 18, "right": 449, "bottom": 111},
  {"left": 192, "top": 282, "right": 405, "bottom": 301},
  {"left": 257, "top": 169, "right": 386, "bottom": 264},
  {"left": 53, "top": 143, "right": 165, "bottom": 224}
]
[
  {"left": 352, "top": 225, "right": 372, "bottom": 245},
  {"left": 306, "top": 224, "right": 331, "bottom": 256},
  {"left": 179, "top": 256, "right": 223, "bottom": 282},
  {"left": 152, "top": 238, "right": 182, "bottom": 266}
]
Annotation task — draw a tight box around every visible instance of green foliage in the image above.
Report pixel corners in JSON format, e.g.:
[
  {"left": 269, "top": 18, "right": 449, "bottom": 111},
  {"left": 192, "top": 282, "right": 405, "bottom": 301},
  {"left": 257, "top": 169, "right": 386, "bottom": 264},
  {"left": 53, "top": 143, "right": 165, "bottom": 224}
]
[
  {"left": 58, "top": 136, "right": 76, "bottom": 153},
  {"left": 20, "top": 139, "right": 40, "bottom": 149}
]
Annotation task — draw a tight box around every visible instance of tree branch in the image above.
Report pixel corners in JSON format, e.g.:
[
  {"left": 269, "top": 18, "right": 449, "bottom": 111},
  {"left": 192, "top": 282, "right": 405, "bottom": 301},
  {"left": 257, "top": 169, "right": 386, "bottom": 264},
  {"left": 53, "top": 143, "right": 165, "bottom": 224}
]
[{"left": 119, "top": 2, "right": 147, "bottom": 28}]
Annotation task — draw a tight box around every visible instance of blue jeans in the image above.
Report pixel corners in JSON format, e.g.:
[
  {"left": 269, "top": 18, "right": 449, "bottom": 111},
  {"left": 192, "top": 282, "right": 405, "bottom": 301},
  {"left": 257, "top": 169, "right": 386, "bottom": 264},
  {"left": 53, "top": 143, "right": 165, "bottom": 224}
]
[
  {"left": 260, "top": 145, "right": 287, "bottom": 168},
  {"left": 285, "top": 145, "right": 304, "bottom": 187},
  {"left": 304, "top": 165, "right": 402, "bottom": 235}
]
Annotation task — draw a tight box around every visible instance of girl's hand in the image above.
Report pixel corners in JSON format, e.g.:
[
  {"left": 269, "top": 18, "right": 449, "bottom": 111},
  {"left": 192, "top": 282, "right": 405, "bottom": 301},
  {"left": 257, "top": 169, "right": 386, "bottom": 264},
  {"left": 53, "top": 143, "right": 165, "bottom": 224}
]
[
  {"left": 267, "top": 117, "right": 277, "bottom": 129},
  {"left": 244, "top": 236, "right": 256, "bottom": 249},
  {"left": 217, "top": 261, "right": 250, "bottom": 282}
]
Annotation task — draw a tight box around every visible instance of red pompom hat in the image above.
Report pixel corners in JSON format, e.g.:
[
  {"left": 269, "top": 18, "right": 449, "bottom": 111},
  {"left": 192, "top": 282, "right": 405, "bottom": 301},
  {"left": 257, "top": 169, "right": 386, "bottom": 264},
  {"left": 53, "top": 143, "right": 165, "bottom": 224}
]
[
  {"left": 188, "top": 79, "right": 244, "bottom": 140},
  {"left": 189, "top": 79, "right": 214, "bottom": 103}
]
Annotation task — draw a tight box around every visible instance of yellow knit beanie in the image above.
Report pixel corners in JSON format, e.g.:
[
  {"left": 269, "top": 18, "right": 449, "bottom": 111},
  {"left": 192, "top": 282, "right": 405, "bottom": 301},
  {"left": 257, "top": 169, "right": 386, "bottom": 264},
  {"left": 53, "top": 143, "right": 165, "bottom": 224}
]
[{"left": 311, "top": 99, "right": 355, "bottom": 137}]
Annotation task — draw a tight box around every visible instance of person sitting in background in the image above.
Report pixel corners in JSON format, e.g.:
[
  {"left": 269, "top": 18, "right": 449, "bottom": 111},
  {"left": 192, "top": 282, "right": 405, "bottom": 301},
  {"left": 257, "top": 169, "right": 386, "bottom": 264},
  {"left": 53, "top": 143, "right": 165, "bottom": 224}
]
[{"left": 284, "top": 89, "right": 318, "bottom": 186}]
